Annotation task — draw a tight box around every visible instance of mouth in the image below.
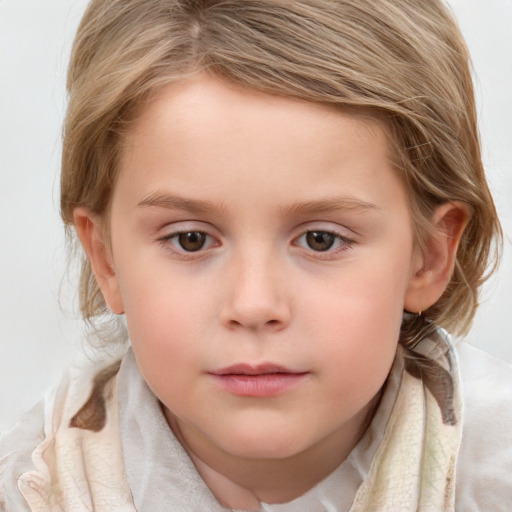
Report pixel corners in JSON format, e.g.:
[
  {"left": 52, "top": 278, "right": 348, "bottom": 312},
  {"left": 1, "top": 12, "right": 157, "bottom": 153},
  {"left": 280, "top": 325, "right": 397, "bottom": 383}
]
[
  {"left": 209, "top": 363, "right": 309, "bottom": 397},
  {"left": 211, "top": 363, "right": 302, "bottom": 376}
]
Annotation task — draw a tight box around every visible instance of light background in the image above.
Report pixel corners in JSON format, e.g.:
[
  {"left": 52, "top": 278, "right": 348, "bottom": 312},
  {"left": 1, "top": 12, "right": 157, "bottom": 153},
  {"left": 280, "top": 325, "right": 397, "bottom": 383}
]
[{"left": 1, "top": 0, "right": 511, "bottom": 429}]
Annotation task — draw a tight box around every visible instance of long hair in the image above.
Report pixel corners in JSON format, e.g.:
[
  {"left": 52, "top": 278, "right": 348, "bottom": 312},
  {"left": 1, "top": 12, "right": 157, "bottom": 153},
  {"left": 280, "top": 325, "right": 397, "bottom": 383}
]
[{"left": 61, "top": 0, "right": 502, "bottom": 346}]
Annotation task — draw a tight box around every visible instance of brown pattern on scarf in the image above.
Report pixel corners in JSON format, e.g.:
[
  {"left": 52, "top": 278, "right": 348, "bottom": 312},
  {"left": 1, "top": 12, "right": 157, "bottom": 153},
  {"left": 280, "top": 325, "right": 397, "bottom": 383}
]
[
  {"left": 69, "top": 360, "right": 122, "bottom": 432},
  {"left": 404, "top": 352, "right": 457, "bottom": 426}
]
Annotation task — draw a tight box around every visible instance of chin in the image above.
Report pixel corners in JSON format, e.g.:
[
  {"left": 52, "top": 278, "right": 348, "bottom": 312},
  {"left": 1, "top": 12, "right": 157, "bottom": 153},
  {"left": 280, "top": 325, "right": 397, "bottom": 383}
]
[{"left": 217, "top": 429, "right": 310, "bottom": 460}]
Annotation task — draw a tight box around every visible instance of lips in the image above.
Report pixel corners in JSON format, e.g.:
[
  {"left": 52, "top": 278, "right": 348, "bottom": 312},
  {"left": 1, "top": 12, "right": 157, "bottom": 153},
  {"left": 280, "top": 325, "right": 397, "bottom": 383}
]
[
  {"left": 212, "top": 363, "right": 299, "bottom": 376},
  {"left": 209, "top": 363, "right": 308, "bottom": 397}
]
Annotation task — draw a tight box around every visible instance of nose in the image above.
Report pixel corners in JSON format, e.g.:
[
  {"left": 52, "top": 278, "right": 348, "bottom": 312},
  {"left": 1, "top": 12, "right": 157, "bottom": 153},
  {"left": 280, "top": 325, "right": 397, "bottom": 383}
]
[{"left": 220, "top": 249, "right": 291, "bottom": 332}]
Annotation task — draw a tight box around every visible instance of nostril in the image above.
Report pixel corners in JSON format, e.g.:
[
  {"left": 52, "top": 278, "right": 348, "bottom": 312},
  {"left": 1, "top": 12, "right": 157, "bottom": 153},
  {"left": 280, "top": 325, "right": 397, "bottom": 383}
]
[
  {"left": 228, "top": 318, "right": 282, "bottom": 331},
  {"left": 221, "top": 289, "right": 291, "bottom": 331}
]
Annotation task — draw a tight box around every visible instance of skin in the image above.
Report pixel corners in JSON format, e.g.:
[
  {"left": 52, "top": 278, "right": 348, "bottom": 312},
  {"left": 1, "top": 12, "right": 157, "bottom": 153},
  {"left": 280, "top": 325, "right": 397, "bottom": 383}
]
[{"left": 75, "top": 75, "right": 467, "bottom": 509}]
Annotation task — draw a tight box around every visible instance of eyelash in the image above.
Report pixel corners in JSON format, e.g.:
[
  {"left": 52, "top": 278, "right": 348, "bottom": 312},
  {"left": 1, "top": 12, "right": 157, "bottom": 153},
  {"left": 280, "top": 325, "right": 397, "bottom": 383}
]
[
  {"left": 294, "top": 230, "right": 354, "bottom": 258},
  {"left": 157, "top": 228, "right": 355, "bottom": 259},
  {"left": 157, "top": 231, "right": 217, "bottom": 258}
]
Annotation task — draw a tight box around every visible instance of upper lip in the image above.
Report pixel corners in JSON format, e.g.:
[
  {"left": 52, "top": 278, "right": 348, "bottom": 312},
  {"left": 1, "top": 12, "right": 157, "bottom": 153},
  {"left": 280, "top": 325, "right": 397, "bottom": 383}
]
[{"left": 210, "top": 363, "right": 304, "bottom": 376}]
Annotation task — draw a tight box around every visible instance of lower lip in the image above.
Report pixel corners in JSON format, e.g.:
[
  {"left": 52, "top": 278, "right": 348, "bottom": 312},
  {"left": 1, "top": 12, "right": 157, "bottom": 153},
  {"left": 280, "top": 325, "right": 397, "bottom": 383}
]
[{"left": 211, "top": 373, "right": 308, "bottom": 397}]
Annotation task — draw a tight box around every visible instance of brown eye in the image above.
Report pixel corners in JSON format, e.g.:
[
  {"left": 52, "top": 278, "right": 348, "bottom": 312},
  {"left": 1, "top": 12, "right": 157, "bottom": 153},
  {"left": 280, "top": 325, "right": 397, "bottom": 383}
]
[
  {"left": 177, "top": 231, "right": 207, "bottom": 252},
  {"left": 305, "top": 231, "right": 336, "bottom": 251}
]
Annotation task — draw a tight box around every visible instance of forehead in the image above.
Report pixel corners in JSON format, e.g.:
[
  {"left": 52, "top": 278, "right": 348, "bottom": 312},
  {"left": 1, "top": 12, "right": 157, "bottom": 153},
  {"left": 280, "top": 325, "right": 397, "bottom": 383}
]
[{"left": 114, "top": 75, "right": 405, "bottom": 215}]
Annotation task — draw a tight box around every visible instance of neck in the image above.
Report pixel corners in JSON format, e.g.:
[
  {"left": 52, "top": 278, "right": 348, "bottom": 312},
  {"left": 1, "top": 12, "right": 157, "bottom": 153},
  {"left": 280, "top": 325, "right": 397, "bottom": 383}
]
[{"left": 165, "top": 393, "right": 381, "bottom": 509}]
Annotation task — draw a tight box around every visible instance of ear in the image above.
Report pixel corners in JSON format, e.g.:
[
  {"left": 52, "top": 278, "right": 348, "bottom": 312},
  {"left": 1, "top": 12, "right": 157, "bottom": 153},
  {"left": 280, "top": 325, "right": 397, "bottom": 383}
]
[
  {"left": 404, "top": 202, "right": 469, "bottom": 313},
  {"left": 73, "top": 207, "right": 124, "bottom": 314}
]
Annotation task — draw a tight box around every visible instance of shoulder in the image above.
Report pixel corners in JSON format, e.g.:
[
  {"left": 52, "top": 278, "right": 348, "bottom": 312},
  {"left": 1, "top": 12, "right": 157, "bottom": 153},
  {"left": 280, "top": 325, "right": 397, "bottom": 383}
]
[
  {"left": 0, "top": 349, "right": 126, "bottom": 512},
  {"left": 455, "top": 342, "right": 512, "bottom": 511},
  {"left": 0, "top": 402, "right": 44, "bottom": 512}
]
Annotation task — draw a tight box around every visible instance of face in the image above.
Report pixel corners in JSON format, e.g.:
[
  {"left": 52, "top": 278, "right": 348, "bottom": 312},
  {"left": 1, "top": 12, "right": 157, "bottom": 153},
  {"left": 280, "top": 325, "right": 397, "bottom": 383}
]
[{"left": 103, "top": 76, "right": 422, "bottom": 466}]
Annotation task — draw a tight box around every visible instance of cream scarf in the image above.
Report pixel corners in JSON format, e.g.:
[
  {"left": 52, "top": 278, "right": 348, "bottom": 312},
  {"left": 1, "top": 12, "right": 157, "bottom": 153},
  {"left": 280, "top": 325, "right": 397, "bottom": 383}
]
[
  {"left": 17, "top": 337, "right": 462, "bottom": 512},
  {"left": 350, "top": 339, "right": 462, "bottom": 511}
]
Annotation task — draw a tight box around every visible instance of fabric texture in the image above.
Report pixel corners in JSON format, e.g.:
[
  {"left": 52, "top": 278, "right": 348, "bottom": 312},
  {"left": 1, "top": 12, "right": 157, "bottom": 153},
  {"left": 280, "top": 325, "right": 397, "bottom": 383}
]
[
  {"left": 15, "top": 359, "right": 135, "bottom": 512},
  {"left": 1, "top": 333, "right": 511, "bottom": 511}
]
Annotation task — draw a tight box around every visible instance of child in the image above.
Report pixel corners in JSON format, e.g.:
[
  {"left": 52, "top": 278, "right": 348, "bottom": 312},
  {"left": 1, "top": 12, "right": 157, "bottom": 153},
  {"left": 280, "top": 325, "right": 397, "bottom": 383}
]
[{"left": 1, "top": 0, "right": 511, "bottom": 510}]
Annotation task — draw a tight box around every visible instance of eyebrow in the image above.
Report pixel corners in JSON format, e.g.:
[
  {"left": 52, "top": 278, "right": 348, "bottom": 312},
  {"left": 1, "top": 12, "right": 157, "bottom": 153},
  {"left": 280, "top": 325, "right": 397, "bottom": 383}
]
[
  {"left": 137, "top": 192, "right": 379, "bottom": 215},
  {"left": 137, "top": 193, "right": 226, "bottom": 215},
  {"left": 283, "top": 197, "right": 380, "bottom": 215}
]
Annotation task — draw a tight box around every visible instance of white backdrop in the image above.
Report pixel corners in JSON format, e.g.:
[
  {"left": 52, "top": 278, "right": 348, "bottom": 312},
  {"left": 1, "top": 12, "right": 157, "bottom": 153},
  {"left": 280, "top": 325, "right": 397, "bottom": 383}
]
[{"left": 1, "top": 0, "right": 511, "bottom": 429}]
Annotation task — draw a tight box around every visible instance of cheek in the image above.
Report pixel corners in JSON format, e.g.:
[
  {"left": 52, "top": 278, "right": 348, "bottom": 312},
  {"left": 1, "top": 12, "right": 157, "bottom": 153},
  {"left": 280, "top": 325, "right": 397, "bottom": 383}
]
[
  {"left": 116, "top": 267, "right": 207, "bottom": 381},
  {"left": 304, "top": 252, "right": 408, "bottom": 338},
  {"left": 300, "top": 256, "right": 408, "bottom": 393}
]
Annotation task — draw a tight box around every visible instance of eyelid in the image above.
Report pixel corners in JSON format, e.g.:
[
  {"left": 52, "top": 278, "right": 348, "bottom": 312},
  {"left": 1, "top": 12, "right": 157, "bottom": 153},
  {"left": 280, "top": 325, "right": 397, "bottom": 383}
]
[
  {"left": 156, "top": 219, "right": 220, "bottom": 239},
  {"left": 292, "top": 223, "right": 356, "bottom": 258},
  {"left": 295, "top": 230, "right": 353, "bottom": 248},
  {"left": 292, "top": 221, "right": 356, "bottom": 241},
  {"left": 156, "top": 221, "right": 221, "bottom": 257}
]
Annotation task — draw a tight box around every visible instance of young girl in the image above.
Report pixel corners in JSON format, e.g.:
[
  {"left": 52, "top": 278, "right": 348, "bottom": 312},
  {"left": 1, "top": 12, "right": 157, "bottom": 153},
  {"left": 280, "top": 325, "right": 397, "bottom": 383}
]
[{"left": 1, "top": 0, "right": 511, "bottom": 510}]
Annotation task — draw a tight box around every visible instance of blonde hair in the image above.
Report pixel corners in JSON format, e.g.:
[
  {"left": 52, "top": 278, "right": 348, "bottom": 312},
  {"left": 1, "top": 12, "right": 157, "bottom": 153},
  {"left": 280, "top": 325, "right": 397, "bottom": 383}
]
[{"left": 61, "top": 0, "right": 501, "bottom": 345}]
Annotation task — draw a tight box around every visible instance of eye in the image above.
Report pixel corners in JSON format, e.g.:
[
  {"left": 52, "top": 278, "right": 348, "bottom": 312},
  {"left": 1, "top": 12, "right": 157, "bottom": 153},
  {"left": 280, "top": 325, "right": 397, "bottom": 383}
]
[
  {"left": 305, "top": 231, "right": 335, "bottom": 251},
  {"left": 176, "top": 231, "right": 207, "bottom": 251},
  {"left": 160, "top": 231, "right": 215, "bottom": 253},
  {"left": 295, "top": 230, "right": 351, "bottom": 253}
]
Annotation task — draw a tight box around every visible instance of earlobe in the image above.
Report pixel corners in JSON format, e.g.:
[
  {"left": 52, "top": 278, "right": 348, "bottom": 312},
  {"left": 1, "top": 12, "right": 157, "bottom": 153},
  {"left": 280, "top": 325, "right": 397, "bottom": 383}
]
[
  {"left": 73, "top": 207, "right": 124, "bottom": 314},
  {"left": 404, "top": 202, "right": 469, "bottom": 313}
]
